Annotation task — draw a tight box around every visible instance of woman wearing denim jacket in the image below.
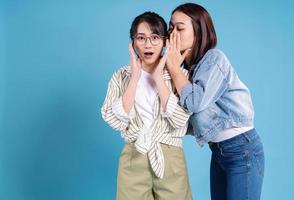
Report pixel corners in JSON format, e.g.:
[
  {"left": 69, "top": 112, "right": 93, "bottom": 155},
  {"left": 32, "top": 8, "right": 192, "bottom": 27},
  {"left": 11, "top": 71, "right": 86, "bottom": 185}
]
[{"left": 165, "top": 3, "right": 265, "bottom": 200}]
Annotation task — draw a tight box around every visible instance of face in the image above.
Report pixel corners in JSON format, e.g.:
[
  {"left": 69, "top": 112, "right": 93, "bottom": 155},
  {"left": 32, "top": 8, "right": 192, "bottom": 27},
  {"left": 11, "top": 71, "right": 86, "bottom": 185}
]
[
  {"left": 133, "top": 22, "right": 164, "bottom": 67},
  {"left": 170, "top": 11, "right": 194, "bottom": 52}
]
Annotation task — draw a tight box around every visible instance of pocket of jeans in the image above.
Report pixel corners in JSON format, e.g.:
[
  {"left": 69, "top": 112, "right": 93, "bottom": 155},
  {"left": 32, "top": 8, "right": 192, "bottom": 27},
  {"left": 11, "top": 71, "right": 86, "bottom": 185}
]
[
  {"left": 220, "top": 146, "right": 250, "bottom": 175},
  {"left": 220, "top": 143, "right": 248, "bottom": 159},
  {"left": 253, "top": 142, "right": 265, "bottom": 176}
]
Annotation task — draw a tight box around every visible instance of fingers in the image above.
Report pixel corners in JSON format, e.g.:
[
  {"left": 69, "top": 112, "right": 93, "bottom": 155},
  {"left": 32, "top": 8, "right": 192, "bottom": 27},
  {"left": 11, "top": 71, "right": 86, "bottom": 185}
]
[
  {"left": 169, "top": 29, "right": 181, "bottom": 52},
  {"left": 136, "top": 58, "right": 142, "bottom": 69},
  {"left": 169, "top": 29, "right": 174, "bottom": 52},
  {"left": 176, "top": 32, "right": 181, "bottom": 51},
  {"left": 128, "top": 43, "right": 136, "bottom": 66},
  {"left": 129, "top": 42, "right": 136, "bottom": 60},
  {"left": 159, "top": 49, "right": 168, "bottom": 68},
  {"left": 128, "top": 43, "right": 135, "bottom": 58},
  {"left": 172, "top": 29, "right": 177, "bottom": 51},
  {"left": 161, "top": 53, "right": 168, "bottom": 65},
  {"left": 165, "top": 40, "right": 170, "bottom": 55}
]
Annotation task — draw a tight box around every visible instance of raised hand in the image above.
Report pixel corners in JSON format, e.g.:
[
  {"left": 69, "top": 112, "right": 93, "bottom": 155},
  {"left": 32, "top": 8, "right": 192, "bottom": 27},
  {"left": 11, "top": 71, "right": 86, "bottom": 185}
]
[
  {"left": 165, "top": 30, "right": 191, "bottom": 94},
  {"left": 128, "top": 43, "right": 142, "bottom": 80},
  {"left": 166, "top": 29, "right": 191, "bottom": 71},
  {"left": 151, "top": 47, "right": 168, "bottom": 82}
]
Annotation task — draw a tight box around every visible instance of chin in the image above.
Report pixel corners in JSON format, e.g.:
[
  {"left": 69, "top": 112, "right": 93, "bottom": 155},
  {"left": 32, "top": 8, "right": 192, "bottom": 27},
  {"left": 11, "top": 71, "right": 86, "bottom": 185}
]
[
  {"left": 145, "top": 57, "right": 158, "bottom": 65},
  {"left": 181, "top": 46, "right": 192, "bottom": 52},
  {"left": 144, "top": 60, "right": 156, "bottom": 66}
]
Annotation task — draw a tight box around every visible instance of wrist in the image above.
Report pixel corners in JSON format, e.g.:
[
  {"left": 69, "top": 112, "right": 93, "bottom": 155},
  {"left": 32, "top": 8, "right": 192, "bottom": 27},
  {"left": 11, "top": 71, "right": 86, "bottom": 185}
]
[
  {"left": 131, "top": 73, "right": 140, "bottom": 81},
  {"left": 154, "top": 76, "right": 164, "bottom": 84},
  {"left": 168, "top": 66, "right": 181, "bottom": 76}
]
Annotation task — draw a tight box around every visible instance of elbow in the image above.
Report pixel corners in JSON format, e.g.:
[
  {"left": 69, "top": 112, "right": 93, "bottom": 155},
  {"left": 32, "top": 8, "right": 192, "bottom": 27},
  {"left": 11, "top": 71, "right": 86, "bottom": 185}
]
[
  {"left": 186, "top": 104, "right": 201, "bottom": 114},
  {"left": 181, "top": 98, "right": 199, "bottom": 114}
]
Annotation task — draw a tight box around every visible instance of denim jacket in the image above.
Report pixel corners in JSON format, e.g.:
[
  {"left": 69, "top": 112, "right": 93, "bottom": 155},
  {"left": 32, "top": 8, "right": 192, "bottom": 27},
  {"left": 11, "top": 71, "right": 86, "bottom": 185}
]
[{"left": 180, "top": 48, "right": 254, "bottom": 146}]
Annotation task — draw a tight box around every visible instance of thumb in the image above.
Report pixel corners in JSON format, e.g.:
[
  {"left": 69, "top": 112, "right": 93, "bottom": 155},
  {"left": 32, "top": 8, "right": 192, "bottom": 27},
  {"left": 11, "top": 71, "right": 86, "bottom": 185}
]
[
  {"left": 165, "top": 39, "right": 170, "bottom": 52},
  {"left": 136, "top": 58, "right": 142, "bottom": 69},
  {"left": 129, "top": 43, "right": 136, "bottom": 66},
  {"left": 158, "top": 54, "right": 168, "bottom": 69}
]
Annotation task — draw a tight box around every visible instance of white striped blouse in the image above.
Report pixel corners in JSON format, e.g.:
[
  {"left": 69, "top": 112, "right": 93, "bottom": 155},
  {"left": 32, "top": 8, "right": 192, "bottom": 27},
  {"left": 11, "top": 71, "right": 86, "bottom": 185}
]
[{"left": 101, "top": 65, "right": 191, "bottom": 178}]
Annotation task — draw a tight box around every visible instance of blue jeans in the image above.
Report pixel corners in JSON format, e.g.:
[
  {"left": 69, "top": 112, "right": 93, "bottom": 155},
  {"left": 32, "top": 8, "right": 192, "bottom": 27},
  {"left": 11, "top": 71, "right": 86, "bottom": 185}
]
[{"left": 209, "top": 129, "right": 264, "bottom": 200}]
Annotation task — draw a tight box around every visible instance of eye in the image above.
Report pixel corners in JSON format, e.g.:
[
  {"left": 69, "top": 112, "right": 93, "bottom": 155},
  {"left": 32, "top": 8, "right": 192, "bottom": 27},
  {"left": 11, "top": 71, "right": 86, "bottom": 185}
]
[
  {"left": 136, "top": 36, "right": 145, "bottom": 41},
  {"left": 177, "top": 27, "right": 184, "bottom": 31},
  {"left": 151, "top": 35, "right": 160, "bottom": 40}
]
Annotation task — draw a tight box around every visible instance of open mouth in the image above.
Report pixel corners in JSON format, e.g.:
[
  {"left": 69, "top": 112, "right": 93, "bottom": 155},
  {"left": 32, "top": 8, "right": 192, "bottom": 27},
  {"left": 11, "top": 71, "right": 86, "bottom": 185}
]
[{"left": 143, "top": 52, "right": 154, "bottom": 56}]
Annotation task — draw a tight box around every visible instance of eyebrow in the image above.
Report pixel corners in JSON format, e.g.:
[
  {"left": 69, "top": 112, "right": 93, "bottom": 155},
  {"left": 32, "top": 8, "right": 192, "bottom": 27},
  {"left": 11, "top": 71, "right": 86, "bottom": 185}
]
[
  {"left": 136, "top": 32, "right": 157, "bottom": 36},
  {"left": 170, "top": 22, "right": 185, "bottom": 26}
]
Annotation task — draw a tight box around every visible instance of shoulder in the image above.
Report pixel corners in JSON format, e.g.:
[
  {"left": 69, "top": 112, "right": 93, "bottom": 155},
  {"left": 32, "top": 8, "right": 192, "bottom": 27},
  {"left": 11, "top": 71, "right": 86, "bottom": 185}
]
[
  {"left": 109, "top": 65, "right": 131, "bottom": 84},
  {"left": 198, "top": 48, "right": 231, "bottom": 74},
  {"left": 111, "top": 65, "right": 131, "bottom": 78},
  {"left": 202, "top": 48, "right": 229, "bottom": 65}
]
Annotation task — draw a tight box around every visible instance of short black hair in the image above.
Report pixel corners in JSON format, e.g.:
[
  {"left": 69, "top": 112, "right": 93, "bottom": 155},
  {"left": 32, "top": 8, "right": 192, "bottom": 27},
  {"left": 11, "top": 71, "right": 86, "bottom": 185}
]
[{"left": 130, "top": 11, "right": 167, "bottom": 39}]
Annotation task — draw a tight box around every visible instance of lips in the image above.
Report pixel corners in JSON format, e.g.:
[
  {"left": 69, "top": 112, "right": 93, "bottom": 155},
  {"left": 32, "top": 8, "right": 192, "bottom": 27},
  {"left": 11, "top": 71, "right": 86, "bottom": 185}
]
[{"left": 144, "top": 52, "right": 154, "bottom": 56}]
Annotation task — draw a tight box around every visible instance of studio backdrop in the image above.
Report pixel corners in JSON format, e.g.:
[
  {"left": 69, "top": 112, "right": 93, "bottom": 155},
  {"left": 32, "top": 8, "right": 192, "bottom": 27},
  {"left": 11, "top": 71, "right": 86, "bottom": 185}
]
[{"left": 1, "top": 0, "right": 293, "bottom": 200}]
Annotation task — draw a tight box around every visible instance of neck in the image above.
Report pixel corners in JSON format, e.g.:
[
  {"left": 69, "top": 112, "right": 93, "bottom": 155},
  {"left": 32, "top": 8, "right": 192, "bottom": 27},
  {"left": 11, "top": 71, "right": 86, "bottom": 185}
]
[
  {"left": 182, "top": 44, "right": 195, "bottom": 67},
  {"left": 142, "top": 60, "right": 160, "bottom": 73},
  {"left": 184, "top": 52, "right": 193, "bottom": 67}
]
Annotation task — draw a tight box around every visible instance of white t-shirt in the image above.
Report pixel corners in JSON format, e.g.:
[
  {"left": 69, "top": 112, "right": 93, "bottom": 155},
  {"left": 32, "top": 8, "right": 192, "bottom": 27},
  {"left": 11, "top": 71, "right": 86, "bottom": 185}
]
[
  {"left": 135, "top": 70, "right": 158, "bottom": 128},
  {"left": 134, "top": 70, "right": 158, "bottom": 153},
  {"left": 210, "top": 126, "right": 254, "bottom": 142}
]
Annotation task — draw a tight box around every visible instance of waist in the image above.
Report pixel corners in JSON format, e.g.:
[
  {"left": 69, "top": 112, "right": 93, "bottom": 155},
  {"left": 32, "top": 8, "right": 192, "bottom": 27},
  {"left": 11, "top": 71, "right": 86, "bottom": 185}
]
[
  {"left": 210, "top": 126, "right": 254, "bottom": 143},
  {"left": 209, "top": 128, "right": 259, "bottom": 148},
  {"left": 125, "top": 135, "right": 183, "bottom": 148},
  {"left": 191, "top": 117, "right": 254, "bottom": 146}
]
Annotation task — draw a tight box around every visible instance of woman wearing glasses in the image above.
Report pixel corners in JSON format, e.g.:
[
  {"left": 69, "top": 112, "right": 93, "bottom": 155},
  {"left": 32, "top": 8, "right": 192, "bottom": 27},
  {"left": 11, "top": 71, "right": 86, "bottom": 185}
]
[
  {"left": 166, "top": 3, "right": 264, "bottom": 200},
  {"left": 101, "top": 12, "right": 193, "bottom": 200}
]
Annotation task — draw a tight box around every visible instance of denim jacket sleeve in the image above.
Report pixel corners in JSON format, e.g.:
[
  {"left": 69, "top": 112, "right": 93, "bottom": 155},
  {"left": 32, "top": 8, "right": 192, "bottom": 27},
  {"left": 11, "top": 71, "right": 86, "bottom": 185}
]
[{"left": 180, "top": 49, "right": 230, "bottom": 114}]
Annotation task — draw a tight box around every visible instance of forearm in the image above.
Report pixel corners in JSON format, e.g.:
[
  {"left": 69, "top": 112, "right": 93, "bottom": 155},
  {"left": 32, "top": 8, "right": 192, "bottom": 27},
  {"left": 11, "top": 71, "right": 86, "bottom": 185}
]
[
  {"left": 154, "top": 78, "right": 170, "bottom": 111},
  {"left": 122, "top": 76, "right": 139, "bottom": 113},
  {"left": 168, "top": 67, "right": 190, "bottom": 94}
]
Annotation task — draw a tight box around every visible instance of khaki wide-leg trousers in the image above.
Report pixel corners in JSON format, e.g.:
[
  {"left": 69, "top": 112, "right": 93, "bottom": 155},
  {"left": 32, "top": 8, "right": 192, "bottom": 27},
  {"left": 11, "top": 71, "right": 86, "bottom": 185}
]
[{"left": 116, "top": 143, "right": 193, "bottom": 200}]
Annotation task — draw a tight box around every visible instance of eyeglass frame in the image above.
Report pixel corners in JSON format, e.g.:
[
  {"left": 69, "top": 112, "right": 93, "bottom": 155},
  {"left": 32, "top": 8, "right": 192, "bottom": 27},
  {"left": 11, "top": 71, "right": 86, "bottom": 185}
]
[{"left": 132, "top": 34, "right": 166, "bottom": 46}]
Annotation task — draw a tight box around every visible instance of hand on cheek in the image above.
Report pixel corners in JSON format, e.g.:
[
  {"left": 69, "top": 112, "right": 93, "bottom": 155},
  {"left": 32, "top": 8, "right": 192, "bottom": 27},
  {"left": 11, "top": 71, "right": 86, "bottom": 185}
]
[{"left": 128, "top": 43, "right": 142, "bottom": 80}]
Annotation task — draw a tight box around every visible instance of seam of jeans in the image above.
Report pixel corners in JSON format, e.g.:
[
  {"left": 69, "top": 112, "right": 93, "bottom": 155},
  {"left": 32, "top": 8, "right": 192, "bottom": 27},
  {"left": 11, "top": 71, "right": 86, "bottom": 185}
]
[
  {"left": 246, "top": 150, "right": 249, "bottom": 200},
  {"left": 243, "top": 133, "right": 251, "bottom": 142},
  {"left": 254, "top": 151, "right": 264, "bottom": 177}
]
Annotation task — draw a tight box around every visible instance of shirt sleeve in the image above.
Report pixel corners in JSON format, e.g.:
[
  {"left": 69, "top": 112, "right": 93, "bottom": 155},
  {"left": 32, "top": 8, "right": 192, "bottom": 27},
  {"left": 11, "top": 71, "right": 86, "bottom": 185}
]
[
  {"left": 112, "top": 97, "right": 136, "bottom": 123},
  {"left": 161, "top": 92, "right": 192, "bottom": 129},
  {"left": 101, "top": 72, "right": 135, "bottom": 132}
]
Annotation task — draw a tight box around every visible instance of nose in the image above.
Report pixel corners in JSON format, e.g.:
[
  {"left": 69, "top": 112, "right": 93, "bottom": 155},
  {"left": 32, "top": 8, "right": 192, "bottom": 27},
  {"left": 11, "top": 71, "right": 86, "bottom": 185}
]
[{"left": 145, "top": 38, "right": 152, "bottom": 48}]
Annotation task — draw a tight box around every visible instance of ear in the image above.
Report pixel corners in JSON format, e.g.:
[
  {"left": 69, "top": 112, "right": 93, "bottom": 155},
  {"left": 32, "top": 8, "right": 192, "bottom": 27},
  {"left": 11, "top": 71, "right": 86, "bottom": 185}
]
[{"left": 161, "top": 47, "right": 166, "bottom": 56}]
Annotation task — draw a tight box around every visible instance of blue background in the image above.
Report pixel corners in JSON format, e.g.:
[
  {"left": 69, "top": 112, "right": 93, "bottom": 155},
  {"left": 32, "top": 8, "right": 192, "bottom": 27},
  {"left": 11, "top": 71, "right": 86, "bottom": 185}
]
[{"left": 1, "top": 0, "right": 293, "bottom": 199}]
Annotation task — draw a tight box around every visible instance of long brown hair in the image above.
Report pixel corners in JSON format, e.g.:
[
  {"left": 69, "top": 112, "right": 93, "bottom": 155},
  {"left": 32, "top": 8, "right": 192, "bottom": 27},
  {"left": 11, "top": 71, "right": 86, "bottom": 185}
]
[{"left": 172, "top": 3, "right": 217, "bottom": 68}]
